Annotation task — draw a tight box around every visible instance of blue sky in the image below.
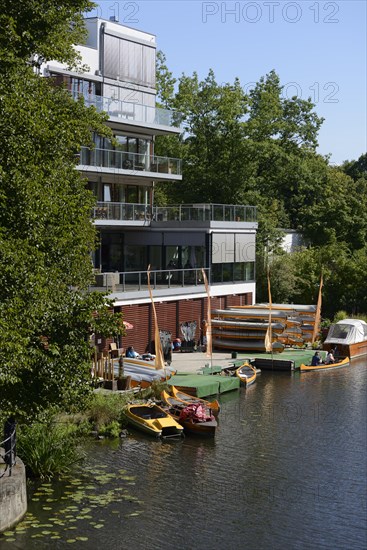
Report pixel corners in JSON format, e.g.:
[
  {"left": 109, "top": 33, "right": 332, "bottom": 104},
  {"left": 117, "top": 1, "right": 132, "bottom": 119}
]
[{"left": 95, "top": 0, "right": 366, "bottom": 165}]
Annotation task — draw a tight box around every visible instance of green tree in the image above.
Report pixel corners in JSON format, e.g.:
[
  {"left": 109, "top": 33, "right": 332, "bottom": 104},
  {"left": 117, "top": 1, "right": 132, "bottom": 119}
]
[
  {"left": 0, "top": 3, "right": 123, "bottom": 419},
  {"left": 342, "top": 153, "right": 367, "bottom": 182},
  {"left": 155, "top": 50, "right": 176, "bottom": 108}
]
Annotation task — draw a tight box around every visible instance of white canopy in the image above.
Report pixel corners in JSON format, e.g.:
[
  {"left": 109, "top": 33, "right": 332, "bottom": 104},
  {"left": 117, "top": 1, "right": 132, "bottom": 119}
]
[{"left": 324, "top": 319, "right": 367, "bottom": 345}]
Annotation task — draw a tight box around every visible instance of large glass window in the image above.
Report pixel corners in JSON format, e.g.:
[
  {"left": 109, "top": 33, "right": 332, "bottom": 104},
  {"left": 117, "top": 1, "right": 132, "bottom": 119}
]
[
  {"left": 149, "top": 246, "right": 162, "bottom": 271},
  {"left": 101, "top": 232, "right": 124, "bottom": 272},
  {"left": 103, "top": 184, "right": 111, "bottom": 202},
  {"left": 165, "top": 246, "right": 180, "bottom": 269},
  {"left": 124, "top": 245, "right": 147, "bottom": 272},
  {"left": 211, "top": 262, "right": 255, "bottom": 283}
]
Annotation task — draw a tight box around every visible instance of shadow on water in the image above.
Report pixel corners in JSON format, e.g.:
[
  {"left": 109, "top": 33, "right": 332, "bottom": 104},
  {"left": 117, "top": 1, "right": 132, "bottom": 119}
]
[{"left": 1, "top": 358, "right": 366, "bottom": 549}]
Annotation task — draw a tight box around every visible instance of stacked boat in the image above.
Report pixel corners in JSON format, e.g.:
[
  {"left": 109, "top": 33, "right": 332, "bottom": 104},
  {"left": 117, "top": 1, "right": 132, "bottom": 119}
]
[
  {"left": 116, "top": 357, "right": 176, "bottom": 388},
  {"left": 211, "top": 304, "right": 318, "bottom": 352}
]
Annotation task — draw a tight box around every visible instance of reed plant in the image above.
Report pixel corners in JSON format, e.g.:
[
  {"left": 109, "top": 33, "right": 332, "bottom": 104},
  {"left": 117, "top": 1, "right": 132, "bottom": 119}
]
[{"left": 18, "top": 420, "right": 84, "bottom": 479}]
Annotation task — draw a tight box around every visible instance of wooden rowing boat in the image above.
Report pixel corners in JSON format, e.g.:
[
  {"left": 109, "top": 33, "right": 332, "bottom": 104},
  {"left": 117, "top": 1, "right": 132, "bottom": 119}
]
[
  {"left": 170, "top": 386, "right": 220, "bottom": 417},
  {"left": 210, "top": 319, "right": 286, "bottom": 334},
  {"left": 161, "top": 391, "right": 217, "bottom": 436},
  {"left": 125, "top": 404, "right": 184, "bottom": 438},
  {"left": 235, "top": 363, "right": 257, "bottom": 386},
  {"left": 300, "top": 357, "right": 350, "bottom": 372},
  {"left": 212, "top": 337, "right": 285, "bottom": 352}
]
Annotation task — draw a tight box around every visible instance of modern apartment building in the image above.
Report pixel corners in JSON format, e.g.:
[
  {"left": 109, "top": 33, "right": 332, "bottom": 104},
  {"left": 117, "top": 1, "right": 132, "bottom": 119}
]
[{"left": 42, "top": 17, "right": 258, "bottom": 353}]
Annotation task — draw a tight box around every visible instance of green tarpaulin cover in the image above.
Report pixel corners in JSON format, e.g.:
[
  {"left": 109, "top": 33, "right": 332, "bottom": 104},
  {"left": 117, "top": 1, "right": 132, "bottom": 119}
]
[
  {"left": 232, "top": 349, "right": 327, "bottom": 369},
  {"left": 168, "top": 374, "right": 239, "bottom": 397}
]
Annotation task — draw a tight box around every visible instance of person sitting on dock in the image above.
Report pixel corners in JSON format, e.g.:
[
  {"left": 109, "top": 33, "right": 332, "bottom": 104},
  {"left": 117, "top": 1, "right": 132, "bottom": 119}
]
[
  {"left": 126, "top": 346, "right": 141, "bottom": 359},
  {"left": 325, "top": 349, "right": 336, "bottom": 364},
  {"left": 311, "top": 351, "right": 322, "bottom": 366}
]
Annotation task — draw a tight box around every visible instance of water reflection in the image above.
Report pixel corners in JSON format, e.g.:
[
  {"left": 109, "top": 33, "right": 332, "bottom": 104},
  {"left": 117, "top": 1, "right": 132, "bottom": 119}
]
[{"left": 1, "top": 359, "right": 366, "bottom": 549}]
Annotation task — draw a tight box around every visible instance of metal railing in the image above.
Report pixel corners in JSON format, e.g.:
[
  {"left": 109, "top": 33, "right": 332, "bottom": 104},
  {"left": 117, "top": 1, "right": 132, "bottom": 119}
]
[
  {"left": 80, "top": 93, "right": 183, "bottom": 129},
  {"left": 92, "top": 202, "right": 152, "bottom": 222},
  {"left": 90, "top": 267, "right": 210, "bottom": 292},
  {"left": 92, "top": 202, "right": 257, "bottom": 223},
  {"left": 154, "top": 204, "right": 257, "bottom": 223},
  {"left": 79, "top": 147, "right": 182, "bottom": 176},
  {"left": 0, "top": 419, "right": 16, "bottom": 478}
]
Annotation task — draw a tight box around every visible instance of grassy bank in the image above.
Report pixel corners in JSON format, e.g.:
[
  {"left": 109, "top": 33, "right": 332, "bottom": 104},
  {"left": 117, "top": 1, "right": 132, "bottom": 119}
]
[{"left": 16, "top": 381, "right": 168, "bottom": 479}]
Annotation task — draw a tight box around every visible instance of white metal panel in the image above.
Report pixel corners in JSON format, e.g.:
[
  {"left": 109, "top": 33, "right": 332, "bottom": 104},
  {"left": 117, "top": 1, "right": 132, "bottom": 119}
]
[
  {"left": 235, "top": 233, "right": 256, "bottom": 262},
  {"left": 212, "top": 233, "right": 235, "bottom": 263}
]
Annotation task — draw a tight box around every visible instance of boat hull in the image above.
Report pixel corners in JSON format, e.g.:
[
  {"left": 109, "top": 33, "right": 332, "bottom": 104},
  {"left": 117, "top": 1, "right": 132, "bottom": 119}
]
[
  {"left": 323, "top": 341, "right": 367, "bottom": 360},
  {"left": 235, "top": 363, "right": 257, "bottom": 386},
  {"left": 300, "top": 357, "right": 350, "bottom": 371}
]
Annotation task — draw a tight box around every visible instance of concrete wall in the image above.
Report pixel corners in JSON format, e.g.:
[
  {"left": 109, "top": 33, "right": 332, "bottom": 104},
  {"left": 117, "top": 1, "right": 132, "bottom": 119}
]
[{"left": 0, "top": 452, "right": 27, "bottom": 533}]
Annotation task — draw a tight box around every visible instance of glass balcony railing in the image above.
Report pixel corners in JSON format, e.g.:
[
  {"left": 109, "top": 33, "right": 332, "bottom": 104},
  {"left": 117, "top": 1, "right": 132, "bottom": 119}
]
[
  {"left": 91, "top": 202, "right": 257, "bottom": 223},
  {"left": 90, "top": 268, "right": 210, "bottom": 292},
  {"left": 89, "top": 265, "right": 255, "bottom": 292},
  {"left": 80, "top": 147, "right": 182, "bottom": 176},
  {"left": 154, "top": 204, "right": 257, "bottom": 223},
  {"left": 80, "top": 93, "right": 183, "bottom": 129},
  {"left": 92, "top": 202, "right": 152, "bottom": 222}
]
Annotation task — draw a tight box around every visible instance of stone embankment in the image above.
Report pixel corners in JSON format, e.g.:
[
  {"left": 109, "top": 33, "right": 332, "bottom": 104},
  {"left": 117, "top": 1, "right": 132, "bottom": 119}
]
[{"left": 0, "top": 451, "right": 27, "bottom": 533}]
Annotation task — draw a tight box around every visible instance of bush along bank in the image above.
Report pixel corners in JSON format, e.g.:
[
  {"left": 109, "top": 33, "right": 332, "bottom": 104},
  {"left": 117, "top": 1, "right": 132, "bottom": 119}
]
[{"left": 16, "top": 381, "right": 169, "bottom": 479}]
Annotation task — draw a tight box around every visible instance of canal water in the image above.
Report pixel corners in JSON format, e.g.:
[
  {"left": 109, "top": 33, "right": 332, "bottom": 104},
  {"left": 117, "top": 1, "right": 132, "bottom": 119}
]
[{"left": 1, "top": 358, "right": 366, "bottom": 550}]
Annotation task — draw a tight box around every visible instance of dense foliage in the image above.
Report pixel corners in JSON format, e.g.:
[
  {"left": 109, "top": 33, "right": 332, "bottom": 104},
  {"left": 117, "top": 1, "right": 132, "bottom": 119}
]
[
  {"left": 155, "top": 54, "right": 367, "bottom": 316},
  {"left": 0, "top": 1, "right": 123, "bottom": 419}
]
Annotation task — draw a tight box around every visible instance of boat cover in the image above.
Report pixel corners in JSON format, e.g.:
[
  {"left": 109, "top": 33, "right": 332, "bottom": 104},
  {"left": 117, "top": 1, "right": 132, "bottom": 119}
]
[
  {"left": 324, "top": 319, "right": 367, "bottom": 345},
  {"left": 179, "top": 404, "right": 213, "bottom": 422},
  {"left": 168, "top": 374, "right": 240, "bottom": 397}
]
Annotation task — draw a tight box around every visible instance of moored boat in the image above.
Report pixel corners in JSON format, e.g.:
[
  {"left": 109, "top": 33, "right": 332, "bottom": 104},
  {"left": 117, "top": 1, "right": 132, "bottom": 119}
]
[
  {"left": 300, "top": 357, "right": 350, "bottom": 372},
  {"left": 161, "top": 391, "right": 217, "bottom": 436},
  {"left": 124, "top": 404, "right": 184, "bottom": 438},
  {"left": 235, "top": 362, "right": 257, "bottom": 386},
  {"left": 323, "top": 319, "right": 367, "bottom": 359},
  {"left": 170, "top": 386, "right": 220, "bottom": 416}
]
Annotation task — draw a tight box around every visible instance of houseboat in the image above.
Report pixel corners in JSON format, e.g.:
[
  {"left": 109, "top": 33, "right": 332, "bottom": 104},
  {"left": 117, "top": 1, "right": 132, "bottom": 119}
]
[{"left": 323, "top": 319, "right": 367, "bottom": 359}]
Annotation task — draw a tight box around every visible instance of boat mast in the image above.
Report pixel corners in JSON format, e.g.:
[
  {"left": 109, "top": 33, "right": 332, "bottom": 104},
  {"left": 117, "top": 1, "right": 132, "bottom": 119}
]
[
  {"left": 147, "top": 265, "right": 165, "bottom": 370},
  {"left": 202, "top": 268, "right": 213, "bottom": 369}
]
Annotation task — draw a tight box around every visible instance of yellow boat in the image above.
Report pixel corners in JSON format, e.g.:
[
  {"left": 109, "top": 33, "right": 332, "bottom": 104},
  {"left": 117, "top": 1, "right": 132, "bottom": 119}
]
[
  {"left": 300, "top": 357, "right": 350, "bottom": 372},
  {"left": 235, "top": 362, "right": 257, "bottom": 386},
  {"left": 125, "top": 403, "right": 184, "bottom": 438}
]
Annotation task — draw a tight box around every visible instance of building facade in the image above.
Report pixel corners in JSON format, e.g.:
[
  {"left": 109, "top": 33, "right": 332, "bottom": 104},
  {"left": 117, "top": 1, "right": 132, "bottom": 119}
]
[{"left": 43, "top": 17, "right": 258, "bottom": 353}]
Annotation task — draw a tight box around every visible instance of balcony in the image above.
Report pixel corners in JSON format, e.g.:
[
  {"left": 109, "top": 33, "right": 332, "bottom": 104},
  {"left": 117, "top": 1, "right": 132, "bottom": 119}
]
[
  {"left": 79, "top": 147, "right": 182, "bottom": 178},
  {"left": 81, "top": 94, "right": 183, "bottom": 132},
  {"left": 93, "top": 202, "right": 152, "bottom": 222},
  {"left": 90, "top": 268, "right": 210, "bottom": 293},
  {"left": 154, "top": 204, "right": 257, "bottom": 223},
  {"left": 91, "top": 202, "right": 257, "bottom": 225}
]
